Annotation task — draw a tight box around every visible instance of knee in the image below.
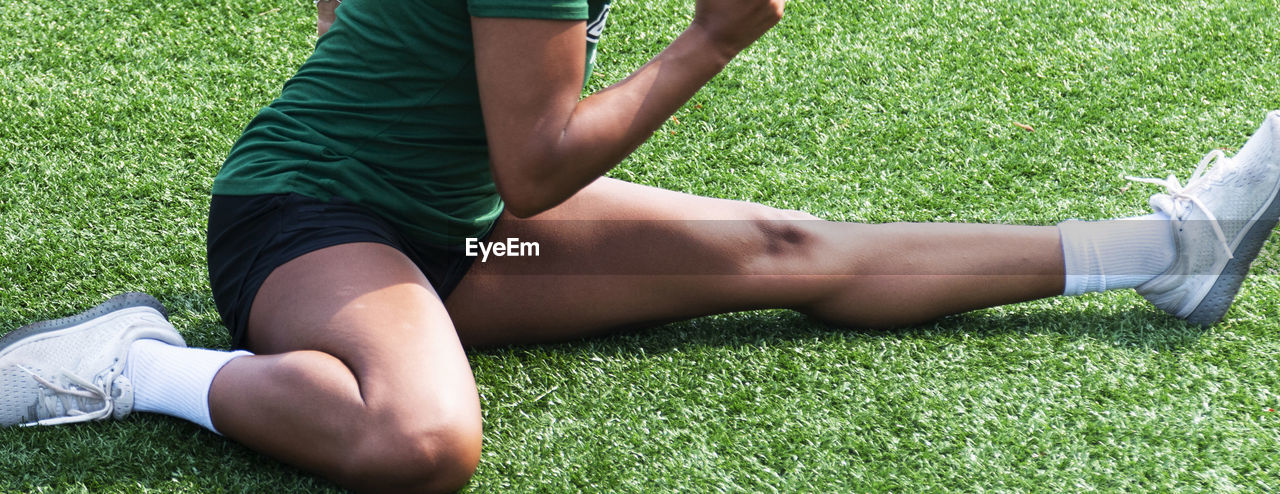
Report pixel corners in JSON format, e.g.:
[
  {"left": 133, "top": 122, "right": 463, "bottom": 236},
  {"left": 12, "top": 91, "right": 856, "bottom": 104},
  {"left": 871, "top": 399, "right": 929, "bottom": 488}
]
[
  {"left": 340, "top": 410, "right": 482, "bottom": 493},
  {"left": 740, "top": 206, "right": 827, "bottom": 274}
]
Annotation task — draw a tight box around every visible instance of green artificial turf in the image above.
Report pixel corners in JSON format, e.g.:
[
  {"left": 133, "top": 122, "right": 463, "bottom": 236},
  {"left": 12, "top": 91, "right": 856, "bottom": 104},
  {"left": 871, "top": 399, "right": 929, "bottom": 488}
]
[{"left": 1, "top": 0, "right": 1278, "bottom": 491}]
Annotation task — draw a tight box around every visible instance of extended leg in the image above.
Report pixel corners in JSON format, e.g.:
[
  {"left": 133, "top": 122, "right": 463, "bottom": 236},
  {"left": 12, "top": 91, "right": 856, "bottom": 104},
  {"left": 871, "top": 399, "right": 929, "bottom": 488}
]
[
  {"left": 451, "top": 108, "right": 1280, "bottom": 345},
  {"left": 447, "top": 178, "right": 1066, "bottom": 346}
]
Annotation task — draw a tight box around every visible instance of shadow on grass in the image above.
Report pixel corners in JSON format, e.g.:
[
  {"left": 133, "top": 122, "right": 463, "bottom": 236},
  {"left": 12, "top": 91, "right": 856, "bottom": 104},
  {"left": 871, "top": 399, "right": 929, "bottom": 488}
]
[
  {"left": 0, "top": 290, "right": 1210, "bottom": 493},
  {"left": 483, "top": 298, "right": 1210, "bottom": 361}
]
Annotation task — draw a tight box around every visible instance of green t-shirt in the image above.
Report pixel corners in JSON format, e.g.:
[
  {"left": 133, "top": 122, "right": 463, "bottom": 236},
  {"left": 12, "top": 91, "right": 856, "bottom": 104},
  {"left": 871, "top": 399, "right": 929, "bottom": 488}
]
[{"left": 213, "top": 0, "right": 611, "bottom": 245}]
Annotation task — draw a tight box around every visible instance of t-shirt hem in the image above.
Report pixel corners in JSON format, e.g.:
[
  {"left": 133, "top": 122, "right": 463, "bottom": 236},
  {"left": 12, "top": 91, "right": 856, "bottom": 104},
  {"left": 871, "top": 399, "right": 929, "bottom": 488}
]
[
  {"left": 468, "top": 5, "right": 588, "bottom": 20},
  {"left": 210, "top": 179, "right": 500, "bottom": 247},
  {"left": 211, "top": 178, "right": 330, "bottom": 201}
]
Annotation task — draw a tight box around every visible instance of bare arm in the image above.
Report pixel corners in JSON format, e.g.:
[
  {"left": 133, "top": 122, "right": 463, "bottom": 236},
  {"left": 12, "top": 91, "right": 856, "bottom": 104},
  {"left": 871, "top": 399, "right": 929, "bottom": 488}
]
[{"left": 473, "top": 0, "right": 785, "bottom": 218}]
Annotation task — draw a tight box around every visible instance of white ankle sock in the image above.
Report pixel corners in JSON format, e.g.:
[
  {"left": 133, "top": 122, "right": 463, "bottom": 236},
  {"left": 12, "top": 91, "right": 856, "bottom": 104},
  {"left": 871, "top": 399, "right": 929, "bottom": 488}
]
[
  {"left": 123, "top": 339, "right": 252, "bottom": 434},
  {"left": 1058, "top": 212, "right": 1176, "bottom": 296}
]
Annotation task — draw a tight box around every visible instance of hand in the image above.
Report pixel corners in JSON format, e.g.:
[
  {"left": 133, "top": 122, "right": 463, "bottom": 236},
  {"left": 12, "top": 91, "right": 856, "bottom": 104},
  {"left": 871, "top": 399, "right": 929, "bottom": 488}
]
[
  {"left": 316, "top": 0, "right": 339, "bottom": 37},
  {"left": 691, "top": 0, "right": 785, "bottom": 56}
]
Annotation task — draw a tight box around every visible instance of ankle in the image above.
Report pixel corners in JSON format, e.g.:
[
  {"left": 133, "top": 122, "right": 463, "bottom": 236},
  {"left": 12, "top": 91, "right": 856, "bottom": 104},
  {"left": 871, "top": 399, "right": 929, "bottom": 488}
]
[
  {"left": 124, "top": 340, "right": 252, "bottom": 434},
  {"left": 1059, "top": 212, "right": 1175, "bottom": 295}
]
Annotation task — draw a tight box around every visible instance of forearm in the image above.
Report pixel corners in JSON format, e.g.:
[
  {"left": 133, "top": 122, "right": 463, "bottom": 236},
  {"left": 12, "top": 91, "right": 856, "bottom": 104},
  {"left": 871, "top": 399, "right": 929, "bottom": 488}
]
[
  {"left": 477, "top": 0, "right": 784, "bottom": 217},
  {"left": 503, "top": 25, "right": 735, "bottom": 216},
  {"left": 553, "top": 28, "right": 732, "bottom": 192}
]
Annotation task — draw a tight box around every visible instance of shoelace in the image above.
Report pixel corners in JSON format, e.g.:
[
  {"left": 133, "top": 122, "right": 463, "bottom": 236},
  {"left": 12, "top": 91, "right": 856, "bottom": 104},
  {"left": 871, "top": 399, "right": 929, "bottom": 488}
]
[
  {"left": 1125, "top": 149, "right": 1234, "bottom": 259},
  {"left": 16, "top": 365, "right": 113, "bottom": 426}
]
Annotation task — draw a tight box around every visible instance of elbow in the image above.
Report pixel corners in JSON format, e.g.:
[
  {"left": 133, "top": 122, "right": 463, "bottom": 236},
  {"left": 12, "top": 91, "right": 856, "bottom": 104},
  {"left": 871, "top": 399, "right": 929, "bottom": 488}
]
[
  {"left": 491, "top": 161, "right": 560, "bottom": 219},
  {"left": 501, "top": 194, "right": 551, "bottom": 219}
]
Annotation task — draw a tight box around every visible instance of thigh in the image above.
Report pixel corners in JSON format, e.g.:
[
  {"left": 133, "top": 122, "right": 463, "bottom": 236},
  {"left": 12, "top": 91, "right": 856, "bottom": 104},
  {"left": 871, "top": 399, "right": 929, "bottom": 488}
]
[
  {"left": 246, "top": 242, "right": 479, "bottom": 420},
  {"left": 446, "top": 177, "right": 822, "bottom": 346}
]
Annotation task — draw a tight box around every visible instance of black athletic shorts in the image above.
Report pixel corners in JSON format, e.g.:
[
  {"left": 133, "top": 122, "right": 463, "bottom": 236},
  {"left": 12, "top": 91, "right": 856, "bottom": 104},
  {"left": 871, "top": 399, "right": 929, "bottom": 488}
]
[{"left": 206, "top": 193, "right": 492, "bottom": 349}]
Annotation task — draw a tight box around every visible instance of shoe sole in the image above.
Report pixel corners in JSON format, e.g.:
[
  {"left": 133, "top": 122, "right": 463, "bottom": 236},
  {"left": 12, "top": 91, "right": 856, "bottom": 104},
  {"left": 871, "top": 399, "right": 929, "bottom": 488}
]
[
  {"left": 0, "top": 293, "right": 169, "bottom": 353},
  {"left": 1184, "top": 177, "right": 1280, "bottom": 327}
]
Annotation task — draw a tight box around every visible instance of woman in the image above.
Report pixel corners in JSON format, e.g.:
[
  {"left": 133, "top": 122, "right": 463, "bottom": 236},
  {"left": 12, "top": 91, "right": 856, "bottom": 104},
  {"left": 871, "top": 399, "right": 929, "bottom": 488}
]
[{"left": 2, "top": 0, "right": 1278, "bottom": 492}]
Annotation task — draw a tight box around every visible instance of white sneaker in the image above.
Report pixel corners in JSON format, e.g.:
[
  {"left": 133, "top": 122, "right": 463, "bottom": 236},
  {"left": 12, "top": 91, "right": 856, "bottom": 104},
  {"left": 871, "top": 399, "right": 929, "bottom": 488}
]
[
  {"left": 1131, "top": 111, "right": 1280, "bottom": 326},
  {"left": 0, "top": 293, "right": 186, "bottom": 426}
]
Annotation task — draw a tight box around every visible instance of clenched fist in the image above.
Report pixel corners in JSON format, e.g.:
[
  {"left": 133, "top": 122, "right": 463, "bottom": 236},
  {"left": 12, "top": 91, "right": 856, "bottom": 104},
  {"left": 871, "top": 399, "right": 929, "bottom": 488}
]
[{"left": 691, "top": 0, "right": 786, "bottom": 55}]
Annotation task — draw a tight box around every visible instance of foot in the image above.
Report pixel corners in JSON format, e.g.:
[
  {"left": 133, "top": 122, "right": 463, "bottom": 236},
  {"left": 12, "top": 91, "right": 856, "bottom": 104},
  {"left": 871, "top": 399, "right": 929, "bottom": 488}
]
[
  {"left": 1131, "top": 111, "right": 1280, "bottom": 326},
  {"left": 0, "top": 293, "right": 186, "bottom": 426}
]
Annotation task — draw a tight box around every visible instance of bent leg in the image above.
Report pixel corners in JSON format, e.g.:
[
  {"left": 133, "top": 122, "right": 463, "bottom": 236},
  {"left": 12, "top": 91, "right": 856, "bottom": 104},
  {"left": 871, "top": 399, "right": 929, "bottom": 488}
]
[
  {"left": 448, "top": 178, "right": 1064, "bottom": 346},
  {"left": 208, "top": 243, "right": 481, "bottom": 493}
]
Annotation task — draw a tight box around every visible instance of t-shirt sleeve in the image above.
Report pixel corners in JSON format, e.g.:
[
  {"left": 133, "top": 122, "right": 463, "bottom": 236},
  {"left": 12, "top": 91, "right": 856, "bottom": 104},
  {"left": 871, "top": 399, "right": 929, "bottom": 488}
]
[{"left": 467, "top": 0, "right": 589, "bottom": 20}]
